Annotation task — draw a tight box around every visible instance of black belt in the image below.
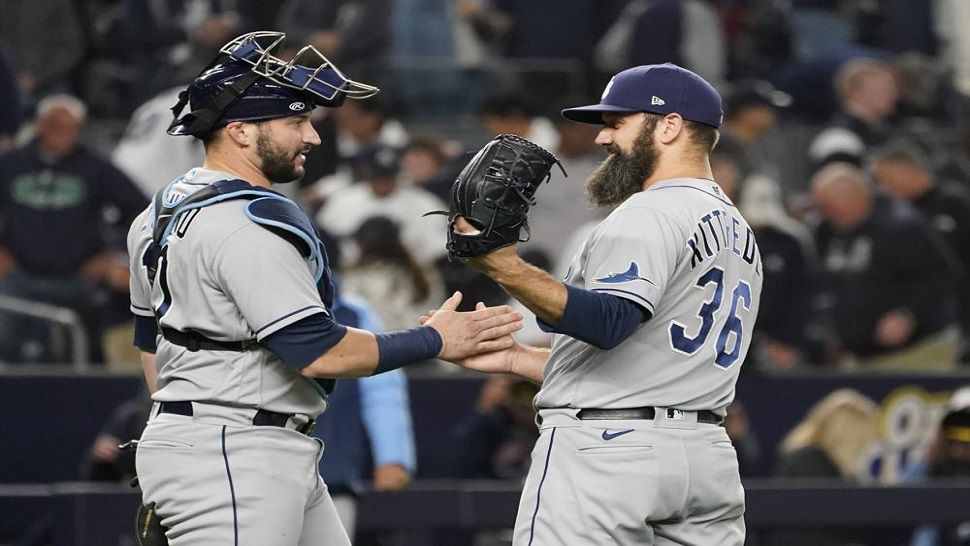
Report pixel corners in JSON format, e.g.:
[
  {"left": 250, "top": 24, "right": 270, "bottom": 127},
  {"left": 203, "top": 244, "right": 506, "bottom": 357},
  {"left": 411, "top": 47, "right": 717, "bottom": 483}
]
[
  {"left": 161, "top": 328, "right": 258, "bottom": 352},
  {"left": 576, "top": 407, "right": 723, "bottom": 425},
  {"left": 158, "top": 401, "right": 315, "bottom": 435}
]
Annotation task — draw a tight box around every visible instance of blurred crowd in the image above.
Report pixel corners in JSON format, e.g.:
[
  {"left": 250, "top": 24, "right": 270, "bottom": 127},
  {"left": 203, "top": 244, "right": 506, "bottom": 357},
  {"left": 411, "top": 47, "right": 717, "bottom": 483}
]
[
  {"left": 2, "top": 1, "right": 970, "bottom": 544},
  {"left": 0, "top": 0, "right": 968, "bottom": 374},
  {"left": 1, "top": 0, "right": 969, "bottom": 432}
]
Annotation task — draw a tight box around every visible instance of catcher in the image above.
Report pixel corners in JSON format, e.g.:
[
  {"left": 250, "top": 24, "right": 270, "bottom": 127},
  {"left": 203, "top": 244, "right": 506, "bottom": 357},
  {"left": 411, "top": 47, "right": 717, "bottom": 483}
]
[
  {"left": 430, "top": 63, "right": 760, "bottom": 545},
  {"left": 127, "top": 31, "right": 523, "bottom": 545}
]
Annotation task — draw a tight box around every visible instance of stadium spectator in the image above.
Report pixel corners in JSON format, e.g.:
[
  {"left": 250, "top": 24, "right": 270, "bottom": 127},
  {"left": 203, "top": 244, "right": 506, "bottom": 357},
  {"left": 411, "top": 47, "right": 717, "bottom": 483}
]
[
  {"left": 908, "top": 386, "right": 970, "bottom": 546},
  {"left": 305, "top": 97, "right": 409, "bottom": 204},
  {"left": 390, "top": 0, "right": 506, "bottom": 116},
  {"left": 109, "top": 0, "right": 251, "bottom": 103},
  {"left": 593, "top": 0, "right": 727, "bottom": 88},
  {"left": 0, "top": 95, "right": 147, "bottom": 363},
  {"left": 811, "top": 162, "right": 961, "bottom": 370},
  {"left": 766, "top": 388, "right": 880, "bottom": 546},
  {"left": 493, "top": 0, "right": 608, "bottom": 105},
  {"left": 870, "top": 143, "right": 970, "bottom": 354},
  {"left": 111, "top": 87, "right": 205, "bottom": 197},
  {"left": 316, "top": 144, "right": 446, "bottom": 263},
  {"left": 341, "top": 215, "right": 444, "bottom": 332},
  {"left": 789, "top": 0, "right": 854, "bottom": 61},
  {"left": 399, "top": 136, "right": 459, "bottom": 203},
  {"left": 808, "top": 58, "right": 899, "bottom": 169},
  {"left": 518, "top": 115, "right": 605, "bottom": 266},
  {"left": 724, "top": 400, "right": 762, "bottom": 477},
  {"left": 316, "top": 294, "right": 416, "bottom": 540},
  {"left": 478, "top": 91, "right": 559, "bottom": 151},
  {"left": 276, "top": 0, "right": 392, "bottom": 84},
  {"left": 81, "top": 390, "right": 152, "bottom": 483},
  {"left": 736, "top": 174, "right": 817, "bottom": 372},
  {"left": 723, "top": 0, "right": 794, "bottom": 80},
  {"left": 449, "top": 374, "right": 539, "bottom": 479},
  {"left": 937, "top": 104, "right": 970, "bottom": 191},
  {"left": 0, "top": 0, "right": 84, "bottom": 100},
  {"left": 718, "top": 79, "right": 792, "bottom": 184}
]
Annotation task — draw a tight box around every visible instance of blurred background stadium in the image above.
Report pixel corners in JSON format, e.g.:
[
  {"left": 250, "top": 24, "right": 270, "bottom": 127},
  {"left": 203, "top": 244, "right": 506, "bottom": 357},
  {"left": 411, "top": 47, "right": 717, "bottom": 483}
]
[{"left": 1, "top": 0, "right": 970, "bottom": 545}]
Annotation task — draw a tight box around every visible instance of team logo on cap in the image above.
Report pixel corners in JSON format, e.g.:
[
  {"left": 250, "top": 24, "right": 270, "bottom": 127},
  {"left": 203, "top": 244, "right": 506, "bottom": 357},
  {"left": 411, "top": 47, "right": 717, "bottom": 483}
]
[
  {"left": 651, "top": 96, "right": 666, "bottom": 106},
  {"left": 289, "top": 102, "right": 306, "bottom": 111}
]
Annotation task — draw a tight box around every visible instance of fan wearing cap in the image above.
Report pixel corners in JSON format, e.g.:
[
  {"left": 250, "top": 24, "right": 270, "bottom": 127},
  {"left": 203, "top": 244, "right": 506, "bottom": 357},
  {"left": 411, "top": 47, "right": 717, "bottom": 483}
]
[
  {"left": 125, "top": 32, "right": 523, "bottom": 546},
  {"left": 717, "top": 79, "right": 791, "bottom": 183},
  {"left": 438, "top": 63, "right": 763, "bottom": 545}
]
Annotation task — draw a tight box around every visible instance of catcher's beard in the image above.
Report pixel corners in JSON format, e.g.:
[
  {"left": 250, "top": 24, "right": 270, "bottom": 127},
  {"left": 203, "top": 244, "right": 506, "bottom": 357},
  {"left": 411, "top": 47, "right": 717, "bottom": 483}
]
[
  {"left": 586, "top": 115, "right": 660, "bottom": 207},
  {"left": 256, "top": 128, "right": 303, "bottom": 184}
]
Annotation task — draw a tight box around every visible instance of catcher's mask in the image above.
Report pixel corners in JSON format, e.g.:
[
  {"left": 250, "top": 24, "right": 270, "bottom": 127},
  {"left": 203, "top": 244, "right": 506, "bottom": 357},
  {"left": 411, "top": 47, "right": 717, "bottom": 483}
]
[{"left": 168, "top": 31, "right": 379, "bottom": 137}]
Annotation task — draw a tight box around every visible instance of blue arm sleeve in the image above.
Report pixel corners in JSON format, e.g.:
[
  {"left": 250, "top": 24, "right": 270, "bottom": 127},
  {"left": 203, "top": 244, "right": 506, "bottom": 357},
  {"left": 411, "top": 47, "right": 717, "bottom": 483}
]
[
  {"left": 262, "top": 312, "right": 349, "bottom": 371},
  {"left": 133, "top": 315, "right": 157, "bottom": 353},
  {"left": 359, "top": 370, "right": 417, "bottom": 472},
  {"left": 538, "top": 285, "right": 650, "bottom": 350}
]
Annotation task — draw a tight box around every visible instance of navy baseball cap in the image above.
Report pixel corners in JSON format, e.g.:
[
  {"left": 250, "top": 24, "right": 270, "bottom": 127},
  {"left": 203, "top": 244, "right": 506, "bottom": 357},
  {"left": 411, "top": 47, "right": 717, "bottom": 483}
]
[{"left": 562, "top": 63, "right": 724, "bottom": 128}]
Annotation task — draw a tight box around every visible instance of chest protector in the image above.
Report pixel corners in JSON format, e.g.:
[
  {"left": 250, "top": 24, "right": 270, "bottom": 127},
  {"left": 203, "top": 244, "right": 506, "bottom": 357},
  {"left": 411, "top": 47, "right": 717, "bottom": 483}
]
[{"left": 144, "top": 178, "right": 336, "bottom": 313}]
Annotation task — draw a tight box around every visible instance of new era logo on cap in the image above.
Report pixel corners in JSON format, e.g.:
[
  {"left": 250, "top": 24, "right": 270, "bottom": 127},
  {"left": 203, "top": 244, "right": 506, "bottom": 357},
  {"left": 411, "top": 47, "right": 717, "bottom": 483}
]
[{"left": 561, "top": 63, "right": 723, "bottom": 128}]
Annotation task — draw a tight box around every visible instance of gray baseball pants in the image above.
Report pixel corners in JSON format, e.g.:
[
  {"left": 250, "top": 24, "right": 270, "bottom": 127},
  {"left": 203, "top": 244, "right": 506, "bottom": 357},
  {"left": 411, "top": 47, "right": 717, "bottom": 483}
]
[
  {"left": 135, "top": 403, "right": 350, "bottom": 545},
  {"left": 513, "top": 408, "right": 745, "bottom": 545}
]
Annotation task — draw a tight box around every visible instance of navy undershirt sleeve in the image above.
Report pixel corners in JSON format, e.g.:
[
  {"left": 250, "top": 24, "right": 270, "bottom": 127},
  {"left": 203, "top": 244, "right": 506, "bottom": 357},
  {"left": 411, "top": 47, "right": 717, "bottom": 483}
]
[
  {"left": 133, "top": 315, "right": 158, "bottom": 353},
  {"left": 538, "top": 285, "right": 651, "bottom": 349},
  {"left": 263, "top": 312, "right": 349, "bottom": 371}
]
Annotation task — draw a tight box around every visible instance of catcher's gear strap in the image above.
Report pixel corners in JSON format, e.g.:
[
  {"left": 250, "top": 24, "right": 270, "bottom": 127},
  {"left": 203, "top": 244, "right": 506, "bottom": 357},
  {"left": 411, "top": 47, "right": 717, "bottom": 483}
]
[
  {"left": 143, "top": 179, "right": 324, "bottom": 351},
  {"left": 135, "top": 502, "right": 169, "bottom": 546},
  {"left": 168, "top": 68, "right": 262, "bottom": 136},
  {"left": 537, "top": 285, "right": 650, "bottom": 350},
  {"left": 144, "top": 178, "right": 272, "bottom": 287}
]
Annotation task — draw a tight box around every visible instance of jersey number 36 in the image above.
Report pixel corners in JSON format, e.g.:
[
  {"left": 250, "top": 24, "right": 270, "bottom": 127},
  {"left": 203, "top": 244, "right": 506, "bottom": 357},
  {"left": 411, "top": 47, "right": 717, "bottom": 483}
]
[{"left": 668, "top": 266, "right": 752, "bottom": 369}]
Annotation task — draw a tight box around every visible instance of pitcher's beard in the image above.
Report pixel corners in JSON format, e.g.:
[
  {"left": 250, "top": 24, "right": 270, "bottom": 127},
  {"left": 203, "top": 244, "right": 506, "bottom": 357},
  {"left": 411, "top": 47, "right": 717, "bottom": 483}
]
[{"left": 586, "top": 117, "right": 660, "bottom": 207}]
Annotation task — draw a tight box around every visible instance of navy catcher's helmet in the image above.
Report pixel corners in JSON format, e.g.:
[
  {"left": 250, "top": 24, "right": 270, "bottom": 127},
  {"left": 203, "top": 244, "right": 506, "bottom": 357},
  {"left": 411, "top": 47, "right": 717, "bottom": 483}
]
[{"left": 168, "top": 31, "right": 378, "bottom": 137}]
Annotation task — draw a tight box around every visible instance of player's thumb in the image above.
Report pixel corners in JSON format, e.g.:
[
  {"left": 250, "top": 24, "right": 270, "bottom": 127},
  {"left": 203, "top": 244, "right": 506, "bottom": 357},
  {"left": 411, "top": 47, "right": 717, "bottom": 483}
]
[
  {"left": 438, "top": 291, "right": 463, "bottom": 312},
  {"left": 476, "top": 301, "right": 486, "bottom": 311}
]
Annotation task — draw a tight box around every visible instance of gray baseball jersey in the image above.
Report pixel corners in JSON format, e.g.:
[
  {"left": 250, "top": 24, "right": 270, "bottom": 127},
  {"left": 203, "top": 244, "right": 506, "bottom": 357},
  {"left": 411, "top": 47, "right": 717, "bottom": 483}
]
[
  {"left": 535, "top": 177, "right": 763, "bottom": 414},
  {"left": 128, "top": 167, "right": 328, "bottom": 417}
]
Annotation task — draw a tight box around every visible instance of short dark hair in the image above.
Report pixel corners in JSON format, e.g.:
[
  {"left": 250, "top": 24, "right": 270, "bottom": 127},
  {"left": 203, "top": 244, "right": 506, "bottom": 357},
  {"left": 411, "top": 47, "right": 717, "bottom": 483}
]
[
  {"left": 197, "top": 128, "right": 222, "bottom": 148},
  {"left": 869, "top": 140, "right": 930, "bottom": 171},
  {"left": 686, "top": 120, "right": 719, "bottom": 155}
]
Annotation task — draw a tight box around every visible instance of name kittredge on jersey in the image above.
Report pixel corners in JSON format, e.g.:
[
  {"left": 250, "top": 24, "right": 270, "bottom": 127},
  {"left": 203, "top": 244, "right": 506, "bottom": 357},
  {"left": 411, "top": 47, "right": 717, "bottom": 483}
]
[
  {"left": 686, "top": 206, "right": 761, "bottom": 274},
  {"left": 535, "top": 178, "right": 763, "bottom": 412}
]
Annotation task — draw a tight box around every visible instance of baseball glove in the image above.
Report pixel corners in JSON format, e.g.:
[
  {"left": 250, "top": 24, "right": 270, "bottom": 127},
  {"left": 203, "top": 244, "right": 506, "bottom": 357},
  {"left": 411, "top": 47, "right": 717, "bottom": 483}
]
[{"left": 427, "top": 134, "right": 564, "bottom": 260}]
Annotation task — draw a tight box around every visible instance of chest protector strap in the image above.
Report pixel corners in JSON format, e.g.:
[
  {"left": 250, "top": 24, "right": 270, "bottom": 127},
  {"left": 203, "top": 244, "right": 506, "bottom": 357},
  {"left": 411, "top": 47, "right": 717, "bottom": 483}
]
[{"left": 143, "top": 179, "right": 329, "bottom": 354}]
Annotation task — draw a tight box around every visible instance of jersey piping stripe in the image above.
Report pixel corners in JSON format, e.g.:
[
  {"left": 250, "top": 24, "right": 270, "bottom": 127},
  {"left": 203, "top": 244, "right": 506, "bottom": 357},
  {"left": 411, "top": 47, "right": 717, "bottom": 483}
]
[
  {"left": 528, "top": 427, "right": 556, "bottom": 546},
  {"left": 221, "top": 426, "right": 239, "bottom": 546},
  {"left": 651, "top": 185, "right": 737, "bottom": 208},
  {"left": 590, "top": 288, "right": 656, "bottom": 312},
  {"left": 255, "top": 305, "right": 328, "bottom": 335}
]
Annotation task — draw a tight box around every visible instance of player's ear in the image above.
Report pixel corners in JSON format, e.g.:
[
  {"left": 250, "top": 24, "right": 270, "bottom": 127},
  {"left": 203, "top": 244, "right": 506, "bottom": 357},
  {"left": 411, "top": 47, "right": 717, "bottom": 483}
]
[
  {"left": 224, "top": 121, "right": 254, "bottom": 147},
  {"left": 657, "top": 114, "right": 684, "bottom": 145}
]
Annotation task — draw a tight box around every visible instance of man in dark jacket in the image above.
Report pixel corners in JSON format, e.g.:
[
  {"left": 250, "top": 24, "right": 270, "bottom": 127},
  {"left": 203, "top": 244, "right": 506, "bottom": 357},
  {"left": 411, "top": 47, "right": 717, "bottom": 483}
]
[
  {"left": 811, "top": 162, "right": 961, "bottom": 369},
  {"left": 0, "top": 95, "right": 147, "bottom": 363},
  {"left": 870, "top": 143, "right": 970, "bottom": 358}
]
